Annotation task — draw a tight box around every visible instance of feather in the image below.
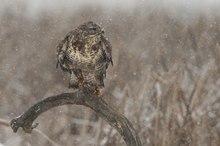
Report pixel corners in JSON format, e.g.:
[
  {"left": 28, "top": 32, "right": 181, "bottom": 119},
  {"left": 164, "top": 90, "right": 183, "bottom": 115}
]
[{"left": 56, "top": 21, "right": 113, "bottom": 89}]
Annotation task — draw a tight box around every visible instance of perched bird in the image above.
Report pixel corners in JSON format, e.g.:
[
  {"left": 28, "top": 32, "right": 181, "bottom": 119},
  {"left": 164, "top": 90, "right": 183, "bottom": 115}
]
[{"left": 56, "top": 21, "right": 113, "bottom": 94}]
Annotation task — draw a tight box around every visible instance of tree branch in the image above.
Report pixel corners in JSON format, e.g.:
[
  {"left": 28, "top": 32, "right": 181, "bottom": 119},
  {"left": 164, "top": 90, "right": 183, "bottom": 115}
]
[
  {"left": 10, "top": 88, "right": 142, "bottom": 146},
  {"left": 0, "top": 118, "right": 60, "bottom": 146}
]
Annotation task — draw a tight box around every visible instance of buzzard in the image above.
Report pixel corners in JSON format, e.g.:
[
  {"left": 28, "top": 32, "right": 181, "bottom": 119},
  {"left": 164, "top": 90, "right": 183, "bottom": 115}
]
[{"left": 56, "top": 21, "right": 113, "bottom": 94}]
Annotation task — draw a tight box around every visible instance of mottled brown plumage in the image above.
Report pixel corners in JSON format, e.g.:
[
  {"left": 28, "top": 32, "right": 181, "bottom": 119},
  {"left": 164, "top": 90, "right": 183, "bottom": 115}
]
[{"left": 56, "top": 21, "right": 113, "bottom": 92}]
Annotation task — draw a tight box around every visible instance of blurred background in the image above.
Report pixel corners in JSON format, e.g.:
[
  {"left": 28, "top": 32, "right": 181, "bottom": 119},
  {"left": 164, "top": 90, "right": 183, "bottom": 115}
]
[{"left": 0, "top": 0, "right": 220, "bottom": 146}]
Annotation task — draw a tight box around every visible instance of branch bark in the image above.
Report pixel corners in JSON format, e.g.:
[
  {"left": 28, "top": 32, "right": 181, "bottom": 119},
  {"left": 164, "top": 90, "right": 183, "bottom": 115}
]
[{"left": 10, "top": 88, "right": 142, "bottom": 146}]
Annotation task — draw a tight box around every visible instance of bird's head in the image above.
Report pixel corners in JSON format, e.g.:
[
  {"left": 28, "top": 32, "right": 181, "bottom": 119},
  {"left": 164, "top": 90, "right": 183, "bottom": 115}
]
[
  {"left": 79, "top": 21, "right": 105, "bottom": 49},
  {"left": 80, "top": 21, "right": 105, "bottom": 38}
]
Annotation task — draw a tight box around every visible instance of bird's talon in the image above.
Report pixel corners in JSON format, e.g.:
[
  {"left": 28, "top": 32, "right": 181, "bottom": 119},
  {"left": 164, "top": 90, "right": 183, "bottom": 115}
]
[{"left": 94, "top": 87, "right": 103, "bottom": 97}]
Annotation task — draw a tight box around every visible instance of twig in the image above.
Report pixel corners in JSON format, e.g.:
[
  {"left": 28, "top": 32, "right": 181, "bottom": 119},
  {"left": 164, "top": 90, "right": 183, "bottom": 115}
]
[
  {"left": 0, "top": 118, "right": 10, "bottom": 127},
  {"left": 10, "top": 88, "right": 142, "bottom": 146},
  {"left": 0, "top": 118, "right": 60, "bottom": 146}
]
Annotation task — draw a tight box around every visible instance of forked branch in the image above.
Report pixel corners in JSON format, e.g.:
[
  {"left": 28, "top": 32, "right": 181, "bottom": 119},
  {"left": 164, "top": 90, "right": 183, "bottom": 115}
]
[{"left": 10, "top": 88, "right": 142, "bottom": 146}]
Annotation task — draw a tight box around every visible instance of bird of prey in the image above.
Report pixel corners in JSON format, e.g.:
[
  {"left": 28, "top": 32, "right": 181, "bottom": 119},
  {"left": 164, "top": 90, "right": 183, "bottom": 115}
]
[{"left": 56, "top": 21, "right": 113, "bottom": 94}]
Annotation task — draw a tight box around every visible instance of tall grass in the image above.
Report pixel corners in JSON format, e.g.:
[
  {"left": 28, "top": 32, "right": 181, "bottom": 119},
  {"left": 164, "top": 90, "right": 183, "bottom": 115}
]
[{"left": 0, "top": 1, "right": 219, "bottom": 146}]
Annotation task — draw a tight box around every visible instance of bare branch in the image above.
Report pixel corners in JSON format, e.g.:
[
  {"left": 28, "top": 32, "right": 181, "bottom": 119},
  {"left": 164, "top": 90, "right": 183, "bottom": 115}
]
[
  {"left": 10, "top": 88, "right": 142, "bottom": 146},
  {"left": 0, "top": 118, "right": 10, "bottom": 127},
  {"left": 0, "top": 118, "right": 60, "bottom": 146}
]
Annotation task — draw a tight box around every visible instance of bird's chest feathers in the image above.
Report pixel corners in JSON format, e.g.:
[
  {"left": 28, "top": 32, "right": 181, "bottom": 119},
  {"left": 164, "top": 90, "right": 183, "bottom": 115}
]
[
  {"left": 69, "top": 46, "right": 102, "bottom": 67},
  {"left": 84, "top": 35, "right": 101, "bottom": 48}
]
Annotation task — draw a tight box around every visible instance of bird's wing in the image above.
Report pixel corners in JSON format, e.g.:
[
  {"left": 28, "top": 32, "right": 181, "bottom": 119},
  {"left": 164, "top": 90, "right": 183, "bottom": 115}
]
[
  {"left": 56, "top": 31, "right": 76, "bottom": 70},
  {"left": 101, "top": 35, "right": 113, "bottom": 66}
]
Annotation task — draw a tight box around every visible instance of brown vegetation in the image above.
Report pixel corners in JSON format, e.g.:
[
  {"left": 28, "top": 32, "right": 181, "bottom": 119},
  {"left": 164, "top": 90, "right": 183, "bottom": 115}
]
[{"left": 0, "top": 1, "right": 220, "bottom": 146}]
